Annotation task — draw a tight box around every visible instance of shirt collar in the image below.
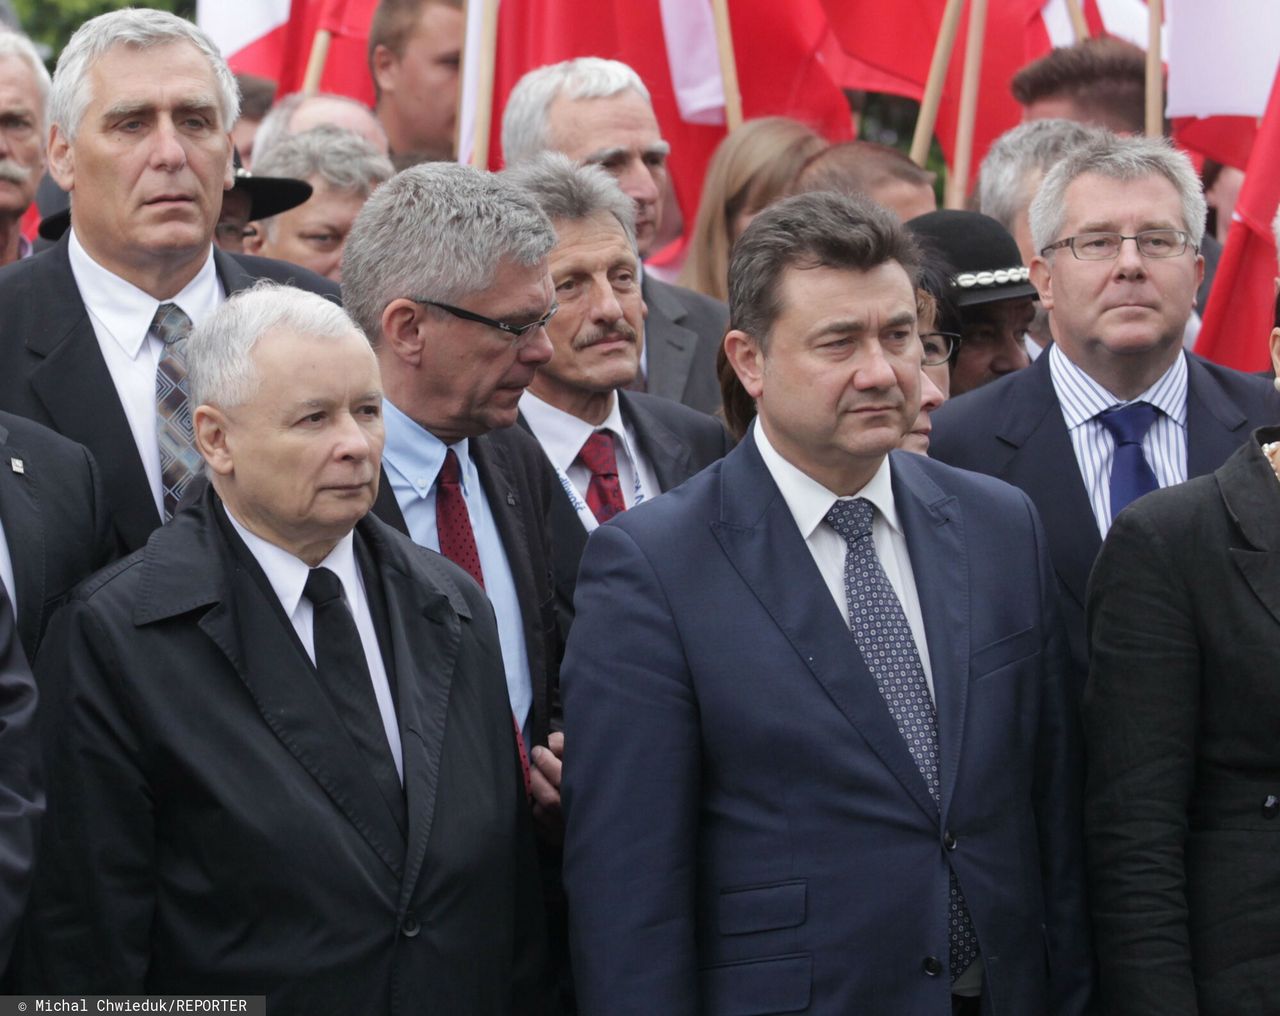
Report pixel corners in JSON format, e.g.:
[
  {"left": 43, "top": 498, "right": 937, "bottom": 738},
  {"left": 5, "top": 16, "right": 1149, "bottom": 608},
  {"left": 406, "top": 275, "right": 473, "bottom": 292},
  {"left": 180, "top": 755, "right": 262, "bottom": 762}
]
[
  {"left": 222, "top": 502, "right": 359, "bottom": 616},
  {"left": 519, "top": 390, "right": 623, "bottom": 473},
  {"left": 752, "top": 418, "right": 900, "bottom": 540},
  {"left": 1049, "top": 342, "right": 1189, "bottom": 430},
  {"left": 67, "top": 227, "right": 221, "bottom": 358},
  {"left": 381, "top": 397, "right": 474, "bottom": 500}
]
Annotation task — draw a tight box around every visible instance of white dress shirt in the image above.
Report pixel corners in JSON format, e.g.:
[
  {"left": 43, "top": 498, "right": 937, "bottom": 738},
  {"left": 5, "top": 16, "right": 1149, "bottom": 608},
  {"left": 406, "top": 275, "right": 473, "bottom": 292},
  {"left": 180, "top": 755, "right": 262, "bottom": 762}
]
[
  {"left": 67, "top": 230, "right": 224, "bottom": 519},
  {"left": 519, "top": 390, "right": 660, "bottom": 525},
  {"left": 1048, "top": 343, "right": 1188, "bottom": 536},
  {"left": 753, "top": 421, "right": 935, "bottom": 698},
  {"left": 224, "top": 506, "right": 404, "bottom": 782}
]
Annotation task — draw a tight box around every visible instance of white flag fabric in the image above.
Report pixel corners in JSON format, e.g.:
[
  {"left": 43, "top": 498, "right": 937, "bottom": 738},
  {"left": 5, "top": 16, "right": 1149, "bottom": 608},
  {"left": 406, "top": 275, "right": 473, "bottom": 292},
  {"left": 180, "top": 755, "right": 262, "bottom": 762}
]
[
  {"left": 196, "top": 0, "right": 290, "bottom": 62},
  {"left": 658, "top": 0, "right": 726, "bottom": 126},
  {"left": 1038, "top": 0, "right": 1159, "bottom": 51},
  {"left": 456, "top": 0, "right": 492, "bottom": 165},
  {"left": 1166, "top": 0, "right": 1280, "bottom": 118}
]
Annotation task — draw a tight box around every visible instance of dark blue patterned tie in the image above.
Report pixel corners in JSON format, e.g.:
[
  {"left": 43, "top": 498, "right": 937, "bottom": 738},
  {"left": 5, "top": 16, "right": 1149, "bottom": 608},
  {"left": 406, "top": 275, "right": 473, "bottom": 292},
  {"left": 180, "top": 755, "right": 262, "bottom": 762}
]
[
  {"left": 1096, "top": 401, "right": 1160, "bottom": 521},
  {"left": 152, "top": 302, "right": 198, "bottom": 519},
  {"left": 825, "top": 497, "right": 979, "bottom": 980}
]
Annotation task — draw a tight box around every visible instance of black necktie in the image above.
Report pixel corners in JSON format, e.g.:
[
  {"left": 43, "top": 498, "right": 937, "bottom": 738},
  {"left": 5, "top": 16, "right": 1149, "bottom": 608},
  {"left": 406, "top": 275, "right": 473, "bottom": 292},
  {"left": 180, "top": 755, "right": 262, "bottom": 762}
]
[{"left": 302, "top": 566, "right": 405, "bottom": 835}]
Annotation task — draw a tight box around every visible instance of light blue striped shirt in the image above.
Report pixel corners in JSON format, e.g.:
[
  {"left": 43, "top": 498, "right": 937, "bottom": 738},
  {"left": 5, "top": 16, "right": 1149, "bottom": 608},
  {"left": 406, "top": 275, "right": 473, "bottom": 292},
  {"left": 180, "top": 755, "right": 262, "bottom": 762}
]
[{"left": 1048, "top": 343, "right": 1188, "bottom": 536}]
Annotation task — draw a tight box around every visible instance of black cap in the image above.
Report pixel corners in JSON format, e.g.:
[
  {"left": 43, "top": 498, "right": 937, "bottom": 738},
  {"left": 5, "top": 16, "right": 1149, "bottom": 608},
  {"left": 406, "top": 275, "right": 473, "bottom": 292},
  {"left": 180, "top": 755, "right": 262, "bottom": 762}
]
[
  {"left": 906, "top": 209, "right": 1038, "bottom": 308},
  {"left": 37, "top": 147, "right": 314, "bottom": 242}
]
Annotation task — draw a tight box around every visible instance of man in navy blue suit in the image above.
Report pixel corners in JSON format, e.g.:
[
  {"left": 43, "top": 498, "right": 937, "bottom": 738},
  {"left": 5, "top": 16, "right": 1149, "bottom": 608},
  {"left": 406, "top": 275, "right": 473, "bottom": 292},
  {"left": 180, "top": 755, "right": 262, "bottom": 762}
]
[{"left": 561, "top": 192, "right": 1093, "bottom": 1015}]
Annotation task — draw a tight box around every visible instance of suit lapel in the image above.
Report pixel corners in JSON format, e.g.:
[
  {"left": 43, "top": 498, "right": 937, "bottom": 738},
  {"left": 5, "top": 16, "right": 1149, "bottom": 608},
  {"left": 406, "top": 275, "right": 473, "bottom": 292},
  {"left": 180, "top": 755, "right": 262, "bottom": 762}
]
[
  {"left": 711, "top": 438, "right": 939, "bottom": 821},
  {"left": 1218, "top": 432, "right": 1280, "bottom": 629},
  {"left": 641, "top": 277, "right": 698, "bottom": 404},
  {"left": 891, "top": 453, "right": 969, "bottom": 815},
  {"left": 0, "top": 427, "right": 44, "bottom": 653},
  {"left": 619, "top": 390, "right": 694, "bottom": 491},
  {"left": 371, "top": 466, "right": 411, "bottom": 535},
  {"left": 994, "top": 357, "right": 1099, "bottom": 611},
  {"left": 213, "top": 247, "right": 256, "bottom": 295},
  {"left": 1186, "top": 354, "right": 1252, "bottom": 476}
]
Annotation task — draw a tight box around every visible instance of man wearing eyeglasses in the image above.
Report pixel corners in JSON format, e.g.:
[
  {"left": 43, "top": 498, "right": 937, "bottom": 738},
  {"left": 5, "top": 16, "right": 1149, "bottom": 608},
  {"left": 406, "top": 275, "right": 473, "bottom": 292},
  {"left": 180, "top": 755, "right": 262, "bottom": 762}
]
[
  {"left": 930, "top": 133, "right": 1279, "bottom": 692},
  {"left": 342, "top": 164, "right": 564, "bottom": 874}
]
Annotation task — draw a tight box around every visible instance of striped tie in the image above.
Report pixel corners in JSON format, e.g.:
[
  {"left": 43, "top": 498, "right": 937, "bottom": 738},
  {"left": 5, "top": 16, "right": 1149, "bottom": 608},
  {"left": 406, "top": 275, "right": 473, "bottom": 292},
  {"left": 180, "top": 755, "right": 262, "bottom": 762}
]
[{"left": 152, "top": 302, "right": 197, "bottom": 519}]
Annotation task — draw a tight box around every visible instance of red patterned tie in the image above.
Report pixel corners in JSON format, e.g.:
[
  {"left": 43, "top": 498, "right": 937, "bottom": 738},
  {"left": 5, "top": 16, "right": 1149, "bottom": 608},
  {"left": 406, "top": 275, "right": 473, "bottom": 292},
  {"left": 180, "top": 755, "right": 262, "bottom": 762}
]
[
  {"left": 434, "top": 447, "right": 531, "bottom": 796},
  {"left": 577, "top": 430, "right": 628, "bottom": 523}
]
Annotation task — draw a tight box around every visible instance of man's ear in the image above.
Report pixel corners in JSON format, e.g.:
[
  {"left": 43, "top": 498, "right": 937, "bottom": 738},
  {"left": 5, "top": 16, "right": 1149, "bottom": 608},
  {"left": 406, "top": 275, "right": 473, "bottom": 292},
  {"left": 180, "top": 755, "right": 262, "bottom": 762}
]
[
  {"left": 47, "top": 123, "right": 74, "bottom": 192},
  {"left": 194, "top": 405, "right": 234, "bottom": 477},
  {"left": 371, "top": 44, "right": 399, "bottom": 96},
  {"left": 1029, "top": 255, "right": 1053, "bottom": 311},
  {"left": 723, "top": 329, "right": 765, "bottom": 400},
  {"left": 380, "top": 299, "right": 427, "bottom": 366}
]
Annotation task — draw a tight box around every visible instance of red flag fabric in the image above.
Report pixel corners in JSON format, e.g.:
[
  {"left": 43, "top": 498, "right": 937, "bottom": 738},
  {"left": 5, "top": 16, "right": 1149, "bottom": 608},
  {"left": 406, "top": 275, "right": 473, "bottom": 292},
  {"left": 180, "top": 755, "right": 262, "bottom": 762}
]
[
  {"left": 275, "top": 0, "right": 376, "bottom": 104},
  {"left": 1193, "top": 66, "right": 1280, "bottom": 371}
]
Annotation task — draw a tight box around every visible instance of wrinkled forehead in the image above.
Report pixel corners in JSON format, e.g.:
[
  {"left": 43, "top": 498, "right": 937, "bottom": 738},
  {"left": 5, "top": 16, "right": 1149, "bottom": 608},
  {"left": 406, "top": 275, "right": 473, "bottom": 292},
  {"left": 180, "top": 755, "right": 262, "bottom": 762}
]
[
  {"left": 1061, "top": 170, "right": 1187, "bottom": 231},
  {"left": 86, "top": 39, "right": 221, "bottom": 114}
]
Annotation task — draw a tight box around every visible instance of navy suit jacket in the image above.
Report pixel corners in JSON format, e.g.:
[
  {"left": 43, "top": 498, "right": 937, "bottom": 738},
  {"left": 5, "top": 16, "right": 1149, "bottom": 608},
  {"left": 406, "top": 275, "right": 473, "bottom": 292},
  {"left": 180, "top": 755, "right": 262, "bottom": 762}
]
[
  {"left": 0, "top": 236, "right": 342, "bottom": 553},
  {"left": 561, "top": 435, "right": 1092, "bottom": 1016},
  {"left": 642, "top": 276, "right": 726, "bottom": 415},
  {"left": 929, "top": 350, "right": 1280, "bottom": 684}
]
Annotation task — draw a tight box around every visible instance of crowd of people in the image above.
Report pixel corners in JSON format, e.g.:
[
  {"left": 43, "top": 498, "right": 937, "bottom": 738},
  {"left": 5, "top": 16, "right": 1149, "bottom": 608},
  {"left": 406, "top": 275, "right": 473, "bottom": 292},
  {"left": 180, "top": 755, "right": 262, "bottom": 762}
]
[{"left": 0, "top": 3, "right": 1274, "bottom": 1015}]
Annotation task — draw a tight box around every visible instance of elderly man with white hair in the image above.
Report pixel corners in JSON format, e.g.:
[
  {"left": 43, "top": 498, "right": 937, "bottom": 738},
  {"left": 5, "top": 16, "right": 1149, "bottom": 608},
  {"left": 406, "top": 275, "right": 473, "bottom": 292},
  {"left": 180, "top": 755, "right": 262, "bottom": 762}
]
[
  {"left": 25, "top": 282, "right": 547, "bottom": 1011},
  {"left": 0, "top": 30, "right": 49, "bottom": 265},
  {"left": 0, "top": 8, "right": 339, "bottom": 555}
]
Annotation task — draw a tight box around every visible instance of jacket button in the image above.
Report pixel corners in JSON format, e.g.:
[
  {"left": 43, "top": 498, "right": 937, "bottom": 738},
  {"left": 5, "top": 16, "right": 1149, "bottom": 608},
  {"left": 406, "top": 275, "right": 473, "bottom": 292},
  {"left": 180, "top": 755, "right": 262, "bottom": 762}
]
[
  {"left": 1263, "top": 795, "right": 1279, "bottom": 819},
  {"left": 923, "top": 956, "right": 943, "bottom": 977},
  {"left": 401, "top": 914, "right": 421, "bottom": 938},
  {"left": 943, "top": 831, "right": 957, "bottom": 850}
]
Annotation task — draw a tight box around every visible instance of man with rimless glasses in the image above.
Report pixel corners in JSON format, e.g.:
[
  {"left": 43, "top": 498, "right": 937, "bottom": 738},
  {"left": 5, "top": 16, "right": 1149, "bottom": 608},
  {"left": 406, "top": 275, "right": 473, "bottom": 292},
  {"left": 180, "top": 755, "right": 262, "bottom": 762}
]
[{"left": 931, "top": 133, "right": 1280, "bottom": 694}]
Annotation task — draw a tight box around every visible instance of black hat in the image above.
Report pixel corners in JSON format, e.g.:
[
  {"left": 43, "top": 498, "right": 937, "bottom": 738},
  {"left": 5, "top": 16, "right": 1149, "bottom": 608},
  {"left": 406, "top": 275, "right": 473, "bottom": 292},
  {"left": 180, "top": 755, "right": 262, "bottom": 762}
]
[
  {"left": 906, "top": 209, "right": 1038, "bottom": 308},
  {"left": 37, "top": 147, "right": 313, "bottom": 242}
]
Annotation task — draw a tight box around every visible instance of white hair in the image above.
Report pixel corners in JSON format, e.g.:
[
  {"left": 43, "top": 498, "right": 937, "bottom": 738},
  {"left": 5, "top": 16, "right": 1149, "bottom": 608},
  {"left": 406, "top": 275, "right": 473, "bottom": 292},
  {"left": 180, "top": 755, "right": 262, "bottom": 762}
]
[
  {"left": 500, "top": 57, "right": 650, "bottom": 166},
  {"left": 187, "top": 282, "right": 356, "bottom": 409},
  {"left": 1029, "top": 133, "right": 1207, "bottom": 255},
  {"left": 50, "top": 8, "right": 240, "bottom": 142},
  {"left": 501, "top": 152, "right": 637, "bottom": 252},
  {"left": 0, "top": 30, "right": 50, "bottom": 128},
  {"left": 977, "top": 119, "right": 1103, "bottom": 233},
  {"left": 251, "top": 91, "right": 386, "bottom": 165},
  {"left": 342, "top": 161, "right": 555, "bottom": 345}
]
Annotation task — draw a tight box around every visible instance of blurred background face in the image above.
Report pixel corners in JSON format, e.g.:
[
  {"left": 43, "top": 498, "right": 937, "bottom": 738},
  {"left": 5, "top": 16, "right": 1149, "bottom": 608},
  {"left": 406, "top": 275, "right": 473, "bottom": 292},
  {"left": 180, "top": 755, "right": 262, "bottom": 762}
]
[
  {"left": 950, "top": 297, "right": 1035, "bottom": 395},
  {"left": 0, "top": 54, "right": 44, "bottom": 219},
  {"left": 373, "top": 1, "right": 463, "bottom": 159},
  {"left": 247, "top": 180, "right": 366, "bottom": 281}
]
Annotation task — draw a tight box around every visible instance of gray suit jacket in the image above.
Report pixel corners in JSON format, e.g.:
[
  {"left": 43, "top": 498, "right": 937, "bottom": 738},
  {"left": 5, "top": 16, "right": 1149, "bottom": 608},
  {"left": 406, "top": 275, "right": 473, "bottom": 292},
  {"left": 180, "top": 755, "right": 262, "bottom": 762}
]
[{"left": 642, "top": 276, "right": 726, "bottom": 415}]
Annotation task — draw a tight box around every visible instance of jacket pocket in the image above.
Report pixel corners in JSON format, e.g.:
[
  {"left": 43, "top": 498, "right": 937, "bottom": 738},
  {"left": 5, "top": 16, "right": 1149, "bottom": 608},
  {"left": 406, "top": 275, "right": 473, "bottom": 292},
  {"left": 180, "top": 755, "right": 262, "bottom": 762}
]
[
  {"left": 718, "top": 879, "right": 807, "bottom": 936},
  {"left": 700, "top": 953, "right": 812, "bottom": 1015},
  {"left": 971, "top": 625, "right": 1038, "bottom": 678}
]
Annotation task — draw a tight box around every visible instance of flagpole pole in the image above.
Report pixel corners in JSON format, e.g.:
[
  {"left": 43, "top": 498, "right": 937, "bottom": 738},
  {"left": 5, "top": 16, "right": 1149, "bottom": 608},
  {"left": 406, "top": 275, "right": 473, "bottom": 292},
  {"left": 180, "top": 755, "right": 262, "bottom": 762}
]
[
  {"left": 946, "top": 0, "right": 987, "bottom": 208},
  {"left": 1065, "top": 0, "right": 1089, "bottom": 42},
  {"left": 302, "top": 29, "right": 333, "bottom": 94},
  {"left": 910, "top": 0, "right": 965, "bottom": 167},
  {"left": 1145, "top": 0, "right": 1163, "bottom": 138},
  {"left": 468, "top": 0, "right": 501, "bottom": 168},
  {"left": 709, "top": 0, "right": 744, "bottom": 131}
]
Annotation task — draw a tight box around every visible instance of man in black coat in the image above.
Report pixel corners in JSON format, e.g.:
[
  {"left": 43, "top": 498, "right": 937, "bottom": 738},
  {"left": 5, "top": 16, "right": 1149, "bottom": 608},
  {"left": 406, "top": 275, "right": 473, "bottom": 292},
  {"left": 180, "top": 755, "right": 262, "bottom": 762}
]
[
  {"left": 0, "top": 9, "right": 340, "bottom": 553},
  {"left": 26, "top": 283, "right": 546, "bottom": 1011}
]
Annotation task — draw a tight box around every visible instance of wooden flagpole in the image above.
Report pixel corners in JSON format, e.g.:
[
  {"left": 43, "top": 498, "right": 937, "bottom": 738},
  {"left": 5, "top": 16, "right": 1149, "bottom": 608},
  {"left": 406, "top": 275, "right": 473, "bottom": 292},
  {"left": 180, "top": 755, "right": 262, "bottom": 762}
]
[
  {"left": 468, "top": 0, "right": 501, "bottom": 168},
  {"left": 910, "top": 0, "right": 965, "bottom": 167},
  {"left": 1145, "top": 0, "right": 1163, "bottom": 138},
  {"left": 302, "top": 29, "right": 333, "bottom": 94},
  {"left": 1065, "top": 0, "right": 1090, "bottom": 42},
  {"left": 946, "top": 0, "right": 988, "bottom": 208},
  {"left": 709, "top": 0, "right": 744, "bottom": 131}
]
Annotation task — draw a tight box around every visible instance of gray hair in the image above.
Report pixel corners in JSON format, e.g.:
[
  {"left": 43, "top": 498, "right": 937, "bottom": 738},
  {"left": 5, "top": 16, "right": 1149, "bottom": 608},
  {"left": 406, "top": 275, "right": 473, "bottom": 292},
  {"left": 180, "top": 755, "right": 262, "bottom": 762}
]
[
  {"left": 252, "top": 126, "right": 394, "bottom": 237},
  {"left": 50, "top": 9, "right": 239, "bottom": 142},
  {"left": 1029, "top": 133, "right": 1208, "bottom": 255},
  {"left": 501, "top": 57, "right": 651, "bottom": 166},
  {"left": 187, "top": 282, "right": 359, "bottom": 410},
  {"left": 252, "top": 91, "right": 386, "bottom": 164},
  {"left": 342, "top": 161, "right": 556, "bottom": 344},
  {"left": 502, "top": 152, "right": 636, "bottom": 251},
  {"left": 0, "top": 31, "right": 50, "bottom": 128},
  {"left": 729, "top": 191, "right": 921, "bottom": 350},
  {"left": 977, "top": 119, "right": 1102, "bottom": 232}
]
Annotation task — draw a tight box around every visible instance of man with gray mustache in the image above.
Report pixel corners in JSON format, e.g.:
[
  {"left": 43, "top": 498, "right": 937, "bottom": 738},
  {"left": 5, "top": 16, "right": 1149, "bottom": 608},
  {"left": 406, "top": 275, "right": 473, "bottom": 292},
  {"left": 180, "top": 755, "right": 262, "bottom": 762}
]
[{"left": 0, "top": 31, "right": 48, "bottom": 265}]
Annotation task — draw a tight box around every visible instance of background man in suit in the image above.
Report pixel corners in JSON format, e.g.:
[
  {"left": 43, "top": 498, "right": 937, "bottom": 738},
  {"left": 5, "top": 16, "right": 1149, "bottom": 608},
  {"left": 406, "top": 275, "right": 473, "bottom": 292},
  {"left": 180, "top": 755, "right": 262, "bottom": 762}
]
[
  {"left": 561, "top": 192, "right": 1092, "bottom": 1015},
  {"left": 502, "top": 57, "right": 728, "bottom": 414},
  {"left": 343, "top": 162, "right": 561, "bottom": 817},
  {"left": 505, "top": 153, "right": 734, "bottom": 642},
  {"left": 931, "top": 133, "right": 1279, "bottom": 688},
  {"left": 0, "top": 9, "right": 340, "bottom": 554},
  {"left": 26, "top": 284, "right": 545, "bottom": 1011}
]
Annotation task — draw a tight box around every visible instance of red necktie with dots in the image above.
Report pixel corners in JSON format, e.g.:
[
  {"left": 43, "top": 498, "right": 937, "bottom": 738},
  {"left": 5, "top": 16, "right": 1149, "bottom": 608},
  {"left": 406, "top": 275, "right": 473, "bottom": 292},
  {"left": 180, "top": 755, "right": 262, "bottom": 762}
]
[
  {"left": 577, "top": 430, "right": 628, "bottom": 523},
  {"left": 434, "top": 447, "right": 531, "bottom": 797}
]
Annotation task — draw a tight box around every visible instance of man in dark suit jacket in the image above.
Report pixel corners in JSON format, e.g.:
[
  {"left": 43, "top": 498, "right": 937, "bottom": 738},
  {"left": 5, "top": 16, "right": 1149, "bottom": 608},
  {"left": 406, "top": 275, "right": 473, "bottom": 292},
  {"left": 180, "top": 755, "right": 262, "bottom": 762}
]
[
  {"left": 931, "top": 132, "right": 1279, "bottom": 685},
  {"left": 0, "top": 587, "right": 38, "bottom": 971},
  {"left": 500, "top": 57, "right": 727, "bottom": 414},
  {"left": 0, "top": 10, "right": 341, "bottom": 554},
  {"left": 562, "top": 192, "right": 1092, "bottom": 1015},
  {"left": 0, "top": 411, "right": 115, "bottom": 659},
  {"left": 25, "top": 284, "right": 545, "bottom": 1010}
]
